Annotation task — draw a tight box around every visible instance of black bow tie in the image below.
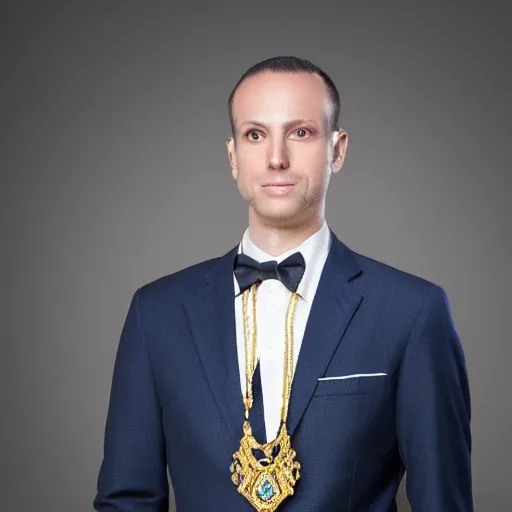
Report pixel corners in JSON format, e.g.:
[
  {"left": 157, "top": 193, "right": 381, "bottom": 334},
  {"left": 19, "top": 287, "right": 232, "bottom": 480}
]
[{"left": 234, "top": 252, "right": 306, "bottom": 295}]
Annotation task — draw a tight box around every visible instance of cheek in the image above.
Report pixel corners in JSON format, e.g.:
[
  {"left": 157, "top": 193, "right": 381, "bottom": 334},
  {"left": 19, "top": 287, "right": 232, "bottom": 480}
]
[
  {"left": 293, "top": 140, "right": 329, "bottom": 163},
  {"left": 237, "top": 153, "right": 262, "bottom": 182},
  {"left": 239, "top": 145, "right": 265, "bottom": 164},
  {"left": 237, "top": 165, "right": 256, "bottom": 184},
  {"left": 234, "top": 164, "right": 258, "bottom": 198},
  {"left": 299, "top": 149, "right": 330, "bottom": 181}
]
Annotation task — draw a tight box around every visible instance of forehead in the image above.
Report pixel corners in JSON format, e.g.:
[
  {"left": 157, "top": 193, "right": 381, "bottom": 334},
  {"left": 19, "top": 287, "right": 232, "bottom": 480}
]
[{"left": 232, "top": 70, "right": 333, "bottom": 127}]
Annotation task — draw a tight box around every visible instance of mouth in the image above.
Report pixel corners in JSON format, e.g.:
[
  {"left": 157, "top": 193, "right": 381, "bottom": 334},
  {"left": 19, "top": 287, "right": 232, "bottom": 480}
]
[{"left": 261, "top": 183, "right": 296, "bottom": 196}]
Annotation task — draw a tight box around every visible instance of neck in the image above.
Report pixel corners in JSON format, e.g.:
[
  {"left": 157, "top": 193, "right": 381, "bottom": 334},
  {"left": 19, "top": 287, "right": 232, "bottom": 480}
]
[{"left": 247, "top": 210, "right": 324, "bottom": 256}]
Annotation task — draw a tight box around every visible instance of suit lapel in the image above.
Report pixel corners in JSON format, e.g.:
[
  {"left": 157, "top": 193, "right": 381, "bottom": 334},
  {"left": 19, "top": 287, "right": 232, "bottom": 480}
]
[
  {"left": 182, "top": 231, "right": 364, "bottom": 443},
  {"left": 287, "top": 231, "right": 363, "bottom": 437},
  {"left": 183, "top": 245, "right": 243, "bottom": 444}
]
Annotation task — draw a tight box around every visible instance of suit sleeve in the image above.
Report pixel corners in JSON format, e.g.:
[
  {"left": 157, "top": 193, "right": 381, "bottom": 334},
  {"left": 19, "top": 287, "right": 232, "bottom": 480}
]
[
  {"left": 93, "top": 288, "right": 169, "bottom": 511},
  {"left": 396, "top": 285, "right": 473, "bottom": 511}
]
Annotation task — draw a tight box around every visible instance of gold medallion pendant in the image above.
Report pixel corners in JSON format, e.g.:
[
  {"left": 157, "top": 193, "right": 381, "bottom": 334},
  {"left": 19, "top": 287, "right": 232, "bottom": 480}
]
[
  {"left": 230, "top": 421, "right": 300, "bottom": 511},
  {"left": 230, "top": 284, "right": 301, "bottom": 511}
]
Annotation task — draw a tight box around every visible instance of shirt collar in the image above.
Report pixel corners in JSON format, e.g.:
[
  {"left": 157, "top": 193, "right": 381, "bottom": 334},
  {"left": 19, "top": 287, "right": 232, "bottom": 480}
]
[{"left": 234, "top": 220, "right": 331, "bottom": 302}]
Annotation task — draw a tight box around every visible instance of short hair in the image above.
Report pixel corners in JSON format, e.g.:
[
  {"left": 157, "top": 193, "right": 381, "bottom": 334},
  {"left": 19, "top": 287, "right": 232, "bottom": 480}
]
[{"left": 228, "top": 56, "right": 341, "bottom": 137}]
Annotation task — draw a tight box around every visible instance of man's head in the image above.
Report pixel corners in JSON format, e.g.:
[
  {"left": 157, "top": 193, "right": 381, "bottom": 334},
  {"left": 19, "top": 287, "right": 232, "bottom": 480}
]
[{"left": 226, "top": 56, "right": 348, "bottom": 230}]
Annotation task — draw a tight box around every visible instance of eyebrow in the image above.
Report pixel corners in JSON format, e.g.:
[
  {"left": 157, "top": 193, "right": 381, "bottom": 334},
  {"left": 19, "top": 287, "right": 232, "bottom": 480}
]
[{"left": 237, "top": 119, "right": 319, "bottom": 131}]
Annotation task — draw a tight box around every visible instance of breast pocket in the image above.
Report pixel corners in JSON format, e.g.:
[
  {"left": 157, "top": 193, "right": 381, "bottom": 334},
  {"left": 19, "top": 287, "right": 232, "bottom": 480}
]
[{"left": 313, "top": 374, "right": 389, "bottom": 397}]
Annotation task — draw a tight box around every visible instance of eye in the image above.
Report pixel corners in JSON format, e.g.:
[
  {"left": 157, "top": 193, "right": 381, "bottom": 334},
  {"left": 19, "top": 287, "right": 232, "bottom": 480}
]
[
  {"left": 246, "top": 130, "right": 263, "bottom": 141},
  {"left": 291, "top": 128, "right": 312, "bottom": 139}
]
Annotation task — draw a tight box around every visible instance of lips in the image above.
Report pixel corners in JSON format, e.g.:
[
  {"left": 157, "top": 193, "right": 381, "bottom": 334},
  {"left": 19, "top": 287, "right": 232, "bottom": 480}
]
[{"left": 261, "top": 183, "right": 295, "bottom": 196}]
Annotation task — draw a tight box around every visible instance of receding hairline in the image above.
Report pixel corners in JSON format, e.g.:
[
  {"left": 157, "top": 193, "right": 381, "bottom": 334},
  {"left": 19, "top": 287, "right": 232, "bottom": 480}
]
[{"left": 229, "top": 69, "right": 337, "bottom": 134}]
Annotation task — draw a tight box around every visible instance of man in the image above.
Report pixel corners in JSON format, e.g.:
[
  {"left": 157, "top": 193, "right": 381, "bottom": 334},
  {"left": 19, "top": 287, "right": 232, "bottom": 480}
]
[{"left": 94, "top": 56, "right": 473, "bottom": 511}]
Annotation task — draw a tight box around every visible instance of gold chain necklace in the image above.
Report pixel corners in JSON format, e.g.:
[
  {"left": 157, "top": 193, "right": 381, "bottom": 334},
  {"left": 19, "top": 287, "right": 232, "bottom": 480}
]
[{"left": 230, "top": 283, "right": 301, "bottom": 511}]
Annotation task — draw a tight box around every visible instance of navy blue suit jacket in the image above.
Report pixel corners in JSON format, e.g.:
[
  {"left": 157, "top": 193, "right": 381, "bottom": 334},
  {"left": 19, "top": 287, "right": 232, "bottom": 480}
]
[{"left": 94, "top": 231, "right": 473, "bottom": 511}]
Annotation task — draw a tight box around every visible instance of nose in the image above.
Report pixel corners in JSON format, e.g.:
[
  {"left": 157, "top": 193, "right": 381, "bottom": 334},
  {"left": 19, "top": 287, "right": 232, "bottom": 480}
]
[{"left": 268, "top": 139, "right": 290, "bottom": 170}]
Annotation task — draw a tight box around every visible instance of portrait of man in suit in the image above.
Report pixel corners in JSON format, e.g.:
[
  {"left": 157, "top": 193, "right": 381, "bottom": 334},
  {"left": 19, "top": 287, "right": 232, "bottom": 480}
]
[{"left": 93, "top": 56, "right": 473, "bottom": 511}]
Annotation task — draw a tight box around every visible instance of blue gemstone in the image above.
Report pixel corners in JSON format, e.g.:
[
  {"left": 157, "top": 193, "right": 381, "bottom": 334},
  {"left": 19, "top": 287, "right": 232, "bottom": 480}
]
[{"left": 257, "top": 480, "right": 275, "bottom": 501}]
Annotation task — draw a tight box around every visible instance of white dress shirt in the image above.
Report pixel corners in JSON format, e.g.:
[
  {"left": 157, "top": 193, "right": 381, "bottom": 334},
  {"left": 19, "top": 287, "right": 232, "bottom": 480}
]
[{"left": 233, "top": 221, "right": 332, "bottom": 442}]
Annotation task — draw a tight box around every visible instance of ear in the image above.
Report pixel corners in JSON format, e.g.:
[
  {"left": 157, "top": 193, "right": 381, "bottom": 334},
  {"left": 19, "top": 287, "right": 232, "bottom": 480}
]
[
  {"left": 330, "top": 130, "right": 348, "bottom": 174},
  {"left": 226, "top": 137, "right": 238, "bottom": 180}
]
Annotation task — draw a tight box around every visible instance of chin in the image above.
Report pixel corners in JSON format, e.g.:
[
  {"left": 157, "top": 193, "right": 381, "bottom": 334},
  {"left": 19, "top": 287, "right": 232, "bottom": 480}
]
[{"left": 253, "top": 204, "right": 306, "bottom": 225}]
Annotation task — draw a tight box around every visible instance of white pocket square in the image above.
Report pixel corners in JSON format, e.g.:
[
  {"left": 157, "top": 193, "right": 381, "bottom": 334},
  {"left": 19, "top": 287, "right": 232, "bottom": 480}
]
[{"left": 318, "top": 373, "right": 387, "bottom": 381}]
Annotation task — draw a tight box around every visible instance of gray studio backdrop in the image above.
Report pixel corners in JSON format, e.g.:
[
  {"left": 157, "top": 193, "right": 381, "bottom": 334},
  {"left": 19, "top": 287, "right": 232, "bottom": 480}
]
[{"left": 2, "top": 2, "right": 511, "bottom": 511}]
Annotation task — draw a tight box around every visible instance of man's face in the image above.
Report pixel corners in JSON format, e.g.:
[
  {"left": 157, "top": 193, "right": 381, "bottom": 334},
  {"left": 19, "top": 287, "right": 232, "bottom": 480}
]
[{"left": 226, "top": 70, "right": 347, "bottom": 228}]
